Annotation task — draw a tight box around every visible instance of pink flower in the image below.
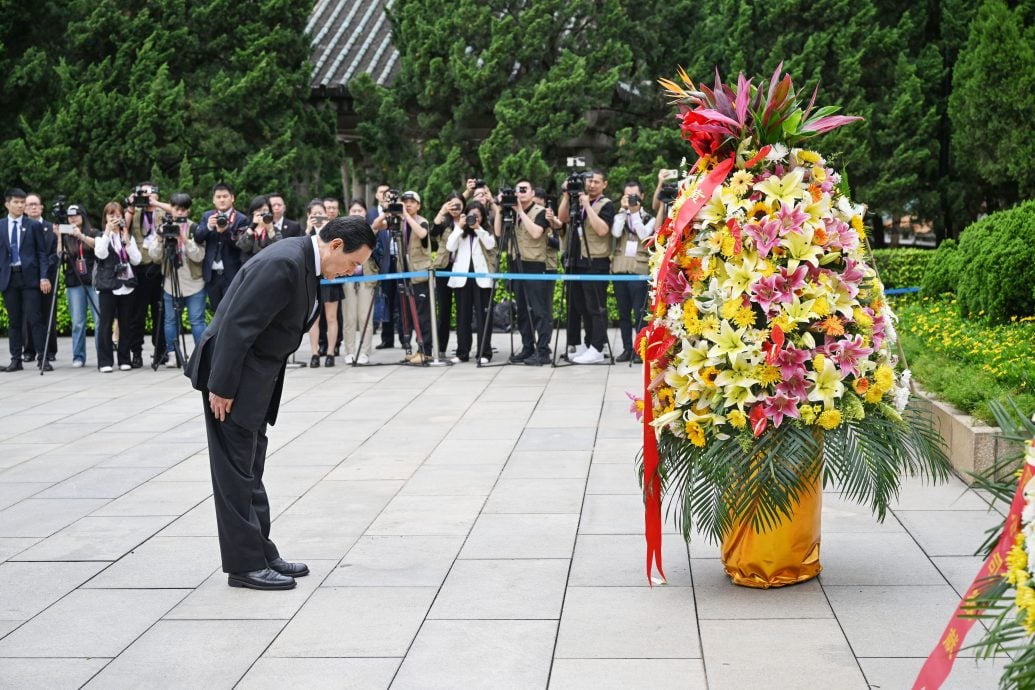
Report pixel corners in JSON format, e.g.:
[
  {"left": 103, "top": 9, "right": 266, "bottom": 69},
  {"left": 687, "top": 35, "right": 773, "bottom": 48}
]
[
  {"left": 774, "top": 344, "right": 810, "bottom": 380},
  {"left": 776, "top": 372, "right": 809, "bottom": 400},
  {"left": 779, "top": 265, "right": 808, "bottom": 293},
  {"left": 763, "top": 394, "right": 801, "bottom": 428},
  {"left": 743, "top": 218, "right": 781, "bottom": 257},
  {"left": 776, "top": 202, "right": 808, "bottom": 235},
  {"left": 627, "top": 392, "right": 644, "bottom": 422},
  {"left": 661, "top": 265, "right": 694, "bottom": 305},
  {"left": 750, "top": 274, "right": 782, "bottom": 313},
  {"left": 838, "top": 258, "right": 865, "bottom": 298},
  {"left": 831, "top": 335, "right": 873, "bottom": 378}
]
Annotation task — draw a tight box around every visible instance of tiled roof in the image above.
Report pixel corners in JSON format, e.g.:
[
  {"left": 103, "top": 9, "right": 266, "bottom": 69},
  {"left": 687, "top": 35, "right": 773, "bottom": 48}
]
[{"left": 308, "top": 0, "right": 400, "bottom": 93}]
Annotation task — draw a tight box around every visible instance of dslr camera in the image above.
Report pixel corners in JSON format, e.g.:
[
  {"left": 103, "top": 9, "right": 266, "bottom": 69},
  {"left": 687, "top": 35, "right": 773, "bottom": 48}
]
[
  {"left": 627, "top": 194, "right": 641, "bottom": 208},
  {"left": 215, "top": 212, "right": 230, "bottom": 229},
  {"left": 131, "top": 185, "right": 156, "bottom": 208},
  {"left": 465, "top": 212, "right": 479, "bottom": 228},
  {"left": 473, "top": 179, "right": 486, "bottom": 189},
  {"left": 261, "top": 211, "right": 274, "bottom": 224}
]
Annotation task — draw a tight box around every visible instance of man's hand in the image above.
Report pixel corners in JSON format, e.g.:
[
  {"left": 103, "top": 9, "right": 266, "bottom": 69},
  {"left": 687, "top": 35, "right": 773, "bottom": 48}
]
[
  {"left": 40, "top": 279, "right": 52, "bottom": 295},
  {"left": 208, "top": 392, "right": 234, "bottom": 422}
]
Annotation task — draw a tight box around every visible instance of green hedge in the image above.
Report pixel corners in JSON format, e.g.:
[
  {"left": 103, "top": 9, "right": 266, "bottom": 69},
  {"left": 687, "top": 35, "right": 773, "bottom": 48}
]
[
  {"left": 870, "top": 248, "right": 933, "bottom": 289},
  {"left": 920, "top": 200, "right": 1035, "bottom": 324}
]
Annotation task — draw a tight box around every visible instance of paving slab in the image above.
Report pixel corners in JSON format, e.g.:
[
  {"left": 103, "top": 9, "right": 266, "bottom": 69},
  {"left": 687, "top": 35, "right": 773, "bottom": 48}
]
[
  {"left": 429, "top": 559, "right": 569, "bottom": 620},
  {"left": 238, "top": 657, "right": 401, "bottom": 690},
  {"left": 459, "top": 513, "right": 579, "bottom": 559},
  {"left": 0, "top": 658, "right": 109, "bottom": 689},
  {"left": 548, "top": 659, "right": 707, "bottom": 690},
  {"left": 326, "top": 535, "right": 465, "bottom": 587}
]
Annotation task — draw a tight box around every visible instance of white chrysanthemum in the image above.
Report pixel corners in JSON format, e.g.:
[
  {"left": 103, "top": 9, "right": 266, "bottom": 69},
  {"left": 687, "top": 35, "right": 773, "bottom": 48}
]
[{"left": 766, "top": 143, "right": 789, "bottom": 161}]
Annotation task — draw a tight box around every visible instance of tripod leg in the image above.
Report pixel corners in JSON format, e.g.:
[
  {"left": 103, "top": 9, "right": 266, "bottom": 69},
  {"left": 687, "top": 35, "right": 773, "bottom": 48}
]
[{"left": 39, "top": 274, "right": 59, "bottom": 376}]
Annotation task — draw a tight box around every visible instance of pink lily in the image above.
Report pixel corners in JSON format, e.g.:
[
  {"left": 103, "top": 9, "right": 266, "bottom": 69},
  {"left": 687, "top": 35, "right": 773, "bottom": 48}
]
[
  {"left": 776, "top": 202, "right": 808, "bottom": 235},
  {"left": 627, "top": 392, "right": 644, "bottom": 422},
  {"left": 763, "top": 394, "right": 801, "bottom": 428},
  {"left": 831, "top": 335, "right": 874, "bottom": 378},
  {"left": 775, "top": 371, "right": 809, "bottom": 401},
  {"left": 743, "top": 218, "right": 781, "bottom": 257},
  {"left": 779, "top": 265, "right": 808, "bottom": 293},
  {"left": 750, "top": 274, "right": 783, "bottom": 313},
  {"left": 774, "top": 344, "right": 810, "bottom": 380},
  {"left": 838, "top": 258, "right": 866, "bottom": 298},
  {"left": 661, "top": 264, "right": 694, "bottom": 305}
]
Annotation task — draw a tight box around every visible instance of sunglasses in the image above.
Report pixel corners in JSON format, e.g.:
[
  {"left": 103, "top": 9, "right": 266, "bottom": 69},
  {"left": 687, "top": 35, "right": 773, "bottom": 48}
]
[{"left": 516, "top": 186, "right": 529, "bottom": 192}]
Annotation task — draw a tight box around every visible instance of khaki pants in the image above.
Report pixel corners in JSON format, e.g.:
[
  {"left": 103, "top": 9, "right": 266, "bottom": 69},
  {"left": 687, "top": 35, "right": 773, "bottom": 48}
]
[{"left": 342, "top": 282, "right": 375, "bottom": 356}]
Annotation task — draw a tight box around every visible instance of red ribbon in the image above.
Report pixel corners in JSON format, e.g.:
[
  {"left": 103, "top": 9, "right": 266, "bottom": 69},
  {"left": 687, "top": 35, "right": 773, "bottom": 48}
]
[
  {"left": 641, "top": 157, "right": 734, "bottom": 584},
  {"left": 913, "top": 463, "right": 1033, "bottom": 689}
]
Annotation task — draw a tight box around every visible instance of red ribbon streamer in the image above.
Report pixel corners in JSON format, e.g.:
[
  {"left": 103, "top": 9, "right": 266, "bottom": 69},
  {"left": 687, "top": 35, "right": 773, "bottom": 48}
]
[
  {"left": 641, "top": 157, "right": 734, "bottom": 585},
  {"left": 913, "top": 463, "right": 1033, "bottom": 689}
]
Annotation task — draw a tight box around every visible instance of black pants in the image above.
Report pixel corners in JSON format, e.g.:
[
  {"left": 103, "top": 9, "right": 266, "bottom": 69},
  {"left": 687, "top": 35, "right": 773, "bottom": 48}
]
[
  {"left": 454, "top": 281, "right": 492, "bottom": 361},
  {"left": 97, "top": 291, "right": 135, "bottom": 368},
  {"left": 613, "top": 276, "right": 649, "bottom": 352},
  {"left": 570, "top": 258, "right": 609, "bottom": 351},
  {"left": 514, "top": 263, "right": 554, "bottom": 356},
  {"left": 22, "top": 269, "right": 57, "bottom": 358},
  {"left": 435, "top": 274, "right": 453, "bottom": 355},
  {"left": 2, "top": 270, "right": 44, "bottom": 363},
  {"left": 400, "top": 280, "right": 432, "bottom": 355},
  {"left": 202, "top": 394, "right": 280, "bottom": 573},
  {"left": 206, "top": 272, "right": 234, "bottom": 313},
  {"left": 129, "top": 264, "right": 165, "bottom": 358},
  {"left": 564, "top": 281, "right": 588, "bottom": 350}
]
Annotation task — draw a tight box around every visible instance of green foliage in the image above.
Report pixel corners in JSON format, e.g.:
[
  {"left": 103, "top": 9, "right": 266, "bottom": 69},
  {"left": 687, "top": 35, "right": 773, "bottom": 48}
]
[
  {"left": 895, "top": 295, "right": 1035, "bottom": 424},
  {"left": 920, "top": 238, "right": 962, "bottom": 296},
  {"left": 955, "top": 199, "right": 1035, "bottom": 323},
  {"left": 870, "top": 248, "right": 932, "bottom": 289},
  {"left": 0, "top": 0, "right": 338, "bottom": 220}
]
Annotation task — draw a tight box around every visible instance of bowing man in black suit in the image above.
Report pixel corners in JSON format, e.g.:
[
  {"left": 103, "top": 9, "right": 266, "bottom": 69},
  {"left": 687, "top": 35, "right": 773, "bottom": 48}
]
[
  {"left": 186, "top": 215, "right": 375, "bottom": 590},
  {"left": 0, "top": 188, "right": 51, "bottom": 372}
]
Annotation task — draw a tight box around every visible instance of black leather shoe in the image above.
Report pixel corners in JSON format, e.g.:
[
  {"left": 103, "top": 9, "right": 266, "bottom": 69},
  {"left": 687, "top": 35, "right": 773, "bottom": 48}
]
[
  {"left": 309, "top": 355, "right": 320, "bottom": 368},
  {"left": 524, "top": 353, "right": 550, "bottom": 366},
  {"left": 227, "top": 568, "right": 296, "bottom": 590},
  {"left": 632, "top": 353, "right": 643, "bottom": 364},
  {"left": 130, "top": 354, "right": 143, "bottom": 369},
  {"left": 2, "top": 360, "right": 24, "bottom": 372},
  {"left": 268, "top": 557, "right": 309, "bottom": 578},
  {"left": 22, "top": 352, "right": 35, "bottom": 362},
  {"left": 38, "top": 359, "right": 53, "bottom": 372},
  {"left": 375, "top": 342, "right": 394, "bottom": 350},
  {"left": 509, "top": 350, "right": 533, "bottom": 363},
  {"left": 616, "top": 350, "right": 632, "bottom": 363},
  {"left": 46, "top": 353, "right": 56, "bottom": 362},
  {"left": 325, "top": 355, "right": 335, "bottom": 368}
]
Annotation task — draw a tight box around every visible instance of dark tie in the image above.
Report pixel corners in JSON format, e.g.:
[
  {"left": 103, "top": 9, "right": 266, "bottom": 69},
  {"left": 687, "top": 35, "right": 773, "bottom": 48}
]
[{"left": 10, "top": 220, "right": 19, "bottom": 265}]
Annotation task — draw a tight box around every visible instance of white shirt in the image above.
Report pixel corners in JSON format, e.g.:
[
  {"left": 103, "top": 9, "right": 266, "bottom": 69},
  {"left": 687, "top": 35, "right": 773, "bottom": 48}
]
[
  {"left": 95, "top": 231, "right": 142, "bottom": 295},
  {"left": 612, "top": 208, "right": 656, "bottom": 241},
  {"left": 446, "top": 225, "right": 495, "bottom": 289},
  {"left": 310, "top": 235, "right": 321, "bottom": 321},
  {"left": 7, "top": 215, "right": 23, "bottom": 266}
]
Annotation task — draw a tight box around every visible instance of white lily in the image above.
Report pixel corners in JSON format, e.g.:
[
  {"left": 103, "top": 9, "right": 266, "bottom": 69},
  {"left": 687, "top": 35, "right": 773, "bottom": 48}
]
[
  {"left": 706, "top": 320, "right": 750, "bottom": 365},
  {"left": 754, "top": 168, "right": 805, "bottom": 207}
]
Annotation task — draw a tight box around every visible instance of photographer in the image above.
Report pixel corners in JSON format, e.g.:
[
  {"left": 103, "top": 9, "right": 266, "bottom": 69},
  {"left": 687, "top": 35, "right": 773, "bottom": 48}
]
[
  {"left": 430, "top": 192, "right": 465, "bottom": 359},
  {"left": 372, "top": 191, "right": 432, "bottom": 363},
  {"left": 494, "top": 180, "right": 553, "bottom": 366},
  {"left": 124, "top": 181, "right": 166, "bottom": 368},
  {"left": 557, "top": 169, "right": 615, "bottom": 365},
  {"left": 236, "top": 196, "right": 279, "bottom": 262},
  {"left": 303, "top": 200, "right": 340, "bottom": 367},
  {"left": 148, "top": 193, "right": 206, "bottom": 368},
  {"left": 447, "top": 201, "right": 495, "bottom": 363},
  {"left": 59, "top": 205, "right": 100, "bottom": 368},
  {"left": 611, "top": 181, "right": 656, "bottom": 363},
  {"left": 195, "top": 182, "right": 247, "bottom": 312},
  {"left": 94, "top": 201, "right": 142, "bottom": 372},
  {"left": 22, "top": 193, "right": 58, "bottom": 366},
  {"left": 652, "top": 168, "right": 679, "bottom": 223},
  {"left": 340, "top": 199, "right": 379, "bottom": 364}
]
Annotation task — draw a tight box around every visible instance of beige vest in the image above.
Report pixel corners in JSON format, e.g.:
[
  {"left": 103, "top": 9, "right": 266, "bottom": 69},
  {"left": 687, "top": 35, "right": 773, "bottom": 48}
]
[
  {"left": 129, "top": 208, "right": 160, "bottom": 265},
  {"left": 515, "top": 203, "right": 548, "bottom": 264},
  {"left": 405, "top": 216, "right": 431, "bottom": 282},
  {"left": 611, "top": 210, "right": 651, "bottom": 275},
  {"left": 581, "top": 196, "right": 614, "bottom": 260}
]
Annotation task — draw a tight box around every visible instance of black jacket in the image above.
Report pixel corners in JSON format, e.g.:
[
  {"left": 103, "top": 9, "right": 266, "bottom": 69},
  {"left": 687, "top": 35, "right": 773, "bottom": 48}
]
[
  {"left": 0, "top": 217, "right": 48, "bottom": 291},
  {"left": 185, "top": 236, "right": 321, "bottom": 432}
]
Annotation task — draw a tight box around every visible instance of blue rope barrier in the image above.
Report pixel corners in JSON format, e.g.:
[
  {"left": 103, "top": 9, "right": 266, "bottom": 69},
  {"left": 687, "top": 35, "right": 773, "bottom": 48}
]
[
  {"left": 320, "top": 271, "right": 649, "bottom": 285},
  {"left": 885, "top": 287, "right": 920, "bottom": 295}
]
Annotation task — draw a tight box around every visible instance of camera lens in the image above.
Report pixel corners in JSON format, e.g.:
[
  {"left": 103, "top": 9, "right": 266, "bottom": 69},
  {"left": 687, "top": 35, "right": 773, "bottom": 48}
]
[{"left": 262, "top": 212, "right": 274, "bottom": 223}]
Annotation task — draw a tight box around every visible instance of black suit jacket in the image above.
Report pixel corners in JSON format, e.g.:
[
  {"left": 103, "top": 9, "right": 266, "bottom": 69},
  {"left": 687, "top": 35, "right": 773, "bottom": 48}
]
[
  {"left": 185, "top": 236, "right": 321, "bottom": 431},
  {"left": 0, "top": 217, "right": 48, "bottom": 291},
  {"left": 194, "top": 209, "right": 248, "bottom": 283},
  {"left": 36, "top": 219, "right": 58, "bottom": 281},
  {"left": 278, "top": 219, "right": 303, "bottom": 238}
]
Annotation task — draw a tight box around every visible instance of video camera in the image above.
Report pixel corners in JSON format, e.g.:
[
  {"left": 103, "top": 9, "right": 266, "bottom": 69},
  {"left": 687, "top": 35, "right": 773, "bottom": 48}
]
[
  {"left": 565, "top": 157, "right": 591, "bottom": 195},
  {"left": 130, "top": 185, "right": 157, "bottom": 209},
  {"left": 499, "top": 187, "right": 517, "bottom": 209},
  {"left": 161, "top": 213, "right": 189, "bottom": 242},
  {"left": 51, "top": 195, "right": 69, "bottom": 224},
  {"left": 658, "top": 182, "right": 679, "bottom": 205}
]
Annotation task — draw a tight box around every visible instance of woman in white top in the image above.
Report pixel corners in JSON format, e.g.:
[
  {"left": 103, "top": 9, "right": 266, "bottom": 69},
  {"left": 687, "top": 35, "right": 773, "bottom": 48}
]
[
  {"left": 93, "top": 201, "right": 143, "bottom": 372},
  {"left": 446, "top": 201, "right": 496, "bottom": 363}
]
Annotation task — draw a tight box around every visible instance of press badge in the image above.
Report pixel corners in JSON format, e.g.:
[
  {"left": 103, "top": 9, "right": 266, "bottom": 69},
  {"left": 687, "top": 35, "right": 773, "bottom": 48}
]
[{"left": 625, "top": 239, "right": 639, "bottom": 257}]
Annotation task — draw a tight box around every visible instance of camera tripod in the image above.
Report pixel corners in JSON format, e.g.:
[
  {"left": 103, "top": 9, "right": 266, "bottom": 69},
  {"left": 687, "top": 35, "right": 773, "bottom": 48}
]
[
  {"left": 151, "top": 233, "right": 189, "bottom": 371},
  {"left": 476, "top": 209, "right": 540, "bottom": 368},
  {"left": 389, "top": 218, "right": 430, "bottom": 366}
]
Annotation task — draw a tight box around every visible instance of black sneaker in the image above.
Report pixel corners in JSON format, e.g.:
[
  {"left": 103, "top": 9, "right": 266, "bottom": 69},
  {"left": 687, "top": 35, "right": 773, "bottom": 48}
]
[
  {"left": 524, "top": 353, "right": 550, "bottom": 366},
  {"left": 131, "top": 354, "right": 143, "bottom": 369},
  {"left": 509, "top": 350, "right": 534, "bottom": 364},
  {"left": 616, "top": 350, "right": 632, "bottom": 363}
]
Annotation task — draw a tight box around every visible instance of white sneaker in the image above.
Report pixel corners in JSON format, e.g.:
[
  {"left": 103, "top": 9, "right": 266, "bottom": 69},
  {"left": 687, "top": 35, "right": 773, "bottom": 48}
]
[
  {"left": 100, "top": 366, "right": 113, "bottom": 373},
  {"left": 356, "top": 354, "right": 369, "bottom": 365},
  {"left": 343, "top": 354, "right": 355, "bottom": 364},
  {"left": 72, "top": 360, "right": 85, "bottom": 368},
  {"left": 567, "top": 344, "right": 587, "bottom": 358},
  {"left": 165, "top": 354, "right": 177, "bottom": 368},
  {"left": 119, "top": 364, "right": 132, "bottom": 371},
  {"left": 572, "top": 345, "right": 605, "bottom": 364},
  {"left": 478, "top": 357, "right": 490, "bottom": 365},
  {"left": 450, "top": 356, "right": 462, "bottom": 364}
]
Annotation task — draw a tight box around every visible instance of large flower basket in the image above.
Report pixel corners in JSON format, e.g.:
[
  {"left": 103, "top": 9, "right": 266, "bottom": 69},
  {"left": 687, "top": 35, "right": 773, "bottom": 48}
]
[{"left": 634, "top": 66, "right": 950, "bottom": 588}]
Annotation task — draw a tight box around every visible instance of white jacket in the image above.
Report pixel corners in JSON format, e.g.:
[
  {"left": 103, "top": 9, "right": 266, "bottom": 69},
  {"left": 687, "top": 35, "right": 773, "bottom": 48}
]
[{"left": 446, "top": 225, "right": 496, "bottom": 288}]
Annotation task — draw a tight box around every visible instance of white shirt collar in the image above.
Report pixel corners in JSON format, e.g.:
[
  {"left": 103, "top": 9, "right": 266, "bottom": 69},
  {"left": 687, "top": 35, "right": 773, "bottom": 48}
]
[
  {"left": 310, "top": 234, "right": 321, "bottom": 278},
  {"left": 8, "top": 215, "right": 23, "bottom": 225}
]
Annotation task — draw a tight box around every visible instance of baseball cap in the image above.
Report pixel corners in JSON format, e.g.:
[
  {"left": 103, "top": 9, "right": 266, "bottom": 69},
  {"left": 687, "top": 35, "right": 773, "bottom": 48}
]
[
  {"left": 401, "top": 191, "right": 421, "bottom": 203},
  {"left": 67, "top": 205, "right": 83, "bottom": 216}
]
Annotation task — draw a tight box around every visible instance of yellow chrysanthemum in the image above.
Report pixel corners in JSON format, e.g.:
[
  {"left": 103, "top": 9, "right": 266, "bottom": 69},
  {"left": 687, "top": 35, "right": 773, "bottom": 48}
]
[
  {"left": 800, "top": 405, "right": 816, "bottom": 425},
  {"left": 874, "top": 364, "right": 895, "bottom": 393},
  {"left": 684, "top": 421, "right": 706, "bottom": 447},
  {"left": 755, "top": 364, "right": 782, "bottom": 387},
  {"left": 1006, "top": 535, "right": 1028, "bottom": 587},
  {"left": 817, "top": 409, "right": 842, "bottom": 430},
  {"left": 699, "top": 315, "right": 720, "bottom": 334},
  {"left": 853, "top": 307, "right": 873, "bottom": 329},
  {"left": 771, "top": 313, "right": 795, "bottom": 334},
  {"left": 864, "top": 386, "right": 885, "bottom": 404},
  {"left": 813, "top": 354, "right": 826, "bottom": 371},
  {"left": 799, "top": 150, "right": 821, "bottom": 164},
  {"left": 729, "top": 170, "right": 754, "bottom": 196},
  {"left": 851, "top": 215, "right": 865, "bottom": 241},
  {"left": 732, "top": 305, "right": 756, "bottom": 329},
  {"left": 720, "top": 233, "right": 737, "bottom": 257},
  {"left": 812, "top": 297, "right": 831, "bottom": 318},
  {"left": 720, "top": 299, "right": 741, "bottom": 320},
  {"left": 811, "top": 166, "right": 827, "bottom": 183},
  {"left": 727, "top": 409, "right": 747, "bottom": 429}
]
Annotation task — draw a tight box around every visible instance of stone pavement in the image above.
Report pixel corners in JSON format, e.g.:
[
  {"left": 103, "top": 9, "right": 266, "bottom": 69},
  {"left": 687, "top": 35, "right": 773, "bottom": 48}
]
[{"left": 0, "top": 335, "right": 1008, "bottom": 689}]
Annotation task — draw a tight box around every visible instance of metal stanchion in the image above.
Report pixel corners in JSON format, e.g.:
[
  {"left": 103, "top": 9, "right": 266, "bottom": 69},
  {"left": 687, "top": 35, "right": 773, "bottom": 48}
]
[{"left": 425, "top": 268, "right": 452, "bottom": 367}]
